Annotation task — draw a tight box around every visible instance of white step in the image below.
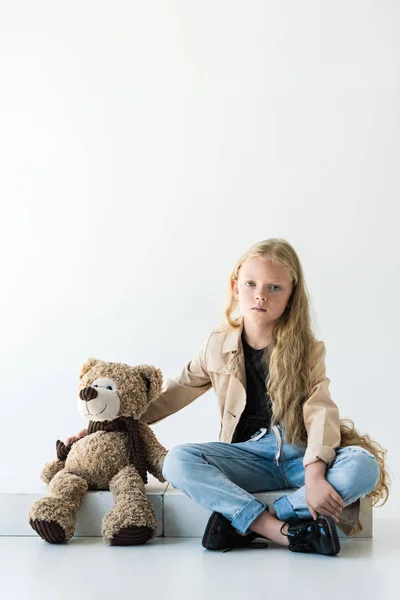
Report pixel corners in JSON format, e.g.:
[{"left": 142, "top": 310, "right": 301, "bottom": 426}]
[{"left": 0, "top": 480, "right": 373, "bottom": 539}]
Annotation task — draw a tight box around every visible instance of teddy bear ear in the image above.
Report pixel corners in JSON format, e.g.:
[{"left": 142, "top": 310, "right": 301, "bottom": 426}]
[
  {"left": 80, "top": 358, "right": 101, "bottom": 379},
  {"left": 136, "top": 365, "right": 163, "bottom": 404}
]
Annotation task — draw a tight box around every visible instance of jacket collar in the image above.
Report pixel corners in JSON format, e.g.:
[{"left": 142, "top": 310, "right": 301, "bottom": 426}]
[{"left": 222, "top": 317, "right": 244, "bottom": 353}]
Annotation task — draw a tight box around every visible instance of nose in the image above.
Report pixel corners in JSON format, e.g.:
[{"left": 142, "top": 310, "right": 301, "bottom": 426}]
[
  {"left": 256, "top": 292, "right": 267, "bottom": 301},
  {"left": 79, "top": 387, "right": 98, "bottom": 402}
]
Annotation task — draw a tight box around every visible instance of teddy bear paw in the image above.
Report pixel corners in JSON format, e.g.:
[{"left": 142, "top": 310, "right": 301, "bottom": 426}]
[
  {"left": 29, "top": 497, "right": 76, "bottom": 542},
  {"left": 110, "top": 525, "right": 154, "bottom": 546},
  {"left": 102, "top": 501, "right": 157, "bottom": 546},
  {"left": 30, "top": 518, "right": 67, "bottom": 544}
]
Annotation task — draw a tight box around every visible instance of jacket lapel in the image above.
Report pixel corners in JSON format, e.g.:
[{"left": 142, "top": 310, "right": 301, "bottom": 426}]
[{"left": 220, "top": 318, "right": 246, "bottom": 390}]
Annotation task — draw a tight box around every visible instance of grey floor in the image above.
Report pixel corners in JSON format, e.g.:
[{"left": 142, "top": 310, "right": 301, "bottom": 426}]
[{"left": 0, "top": 516, "right": 398, "bottom": 600}]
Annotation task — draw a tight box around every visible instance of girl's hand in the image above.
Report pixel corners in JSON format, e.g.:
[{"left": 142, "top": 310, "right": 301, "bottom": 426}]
[
  {"left": 305, "top": 478, "right": 345, "bottom": 523},
  {"left": 65, "top": 428, "right": 88, "bottom": 446}
]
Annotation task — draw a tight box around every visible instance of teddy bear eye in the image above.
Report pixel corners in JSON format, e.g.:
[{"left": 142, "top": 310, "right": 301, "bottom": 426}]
[
  {"left": 106, "top": 386, "right": 113, "bottom": 390},
  {"left": 93, "top": 384, "right": 99, "bottom": 388}
]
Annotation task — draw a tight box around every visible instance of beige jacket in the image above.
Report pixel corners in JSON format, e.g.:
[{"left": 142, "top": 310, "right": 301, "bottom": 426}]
[{"left": 142, "top": 317, "right": 341, "bottom": 468}]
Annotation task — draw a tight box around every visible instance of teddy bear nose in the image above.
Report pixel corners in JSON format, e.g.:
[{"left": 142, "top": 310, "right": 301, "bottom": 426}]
[{"left": 79, "top": 387, "right": 98, "bottom": 402}]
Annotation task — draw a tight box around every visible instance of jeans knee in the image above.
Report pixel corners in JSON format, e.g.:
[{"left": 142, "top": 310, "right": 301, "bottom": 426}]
[
  {"left": 343, "top": 446, "right": 380, "bottom": 497},
  {"left": 161, "top": 443, "right": 196, "bottom": 484},
  {"left": 365, "top": 454, "right": 381, "bottom": 494}
]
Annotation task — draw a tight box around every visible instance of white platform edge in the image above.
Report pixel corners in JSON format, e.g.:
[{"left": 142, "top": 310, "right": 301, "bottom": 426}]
[
  {"left": 0, "top": 482, "right": 372, "bottom": 539},
  {"left": 0, "top": 479, "right": 167, "bottom": 538}
]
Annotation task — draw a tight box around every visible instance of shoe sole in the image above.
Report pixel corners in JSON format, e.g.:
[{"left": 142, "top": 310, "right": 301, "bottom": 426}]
[
  {"left": 201, "top": 512, "right": 265, "bottom": 551},
  {"left": 202, "top": 512, "right": 220, "bottom": 549},
  {"left": 321, "top": 515, "right": 341, "bottom": 555}
]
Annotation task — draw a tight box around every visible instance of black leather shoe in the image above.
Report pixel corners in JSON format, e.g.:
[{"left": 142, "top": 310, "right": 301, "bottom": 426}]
[
  {"left": 281, "top": 515, "right": 340, "bottom": 555},
  {"left": 202, "top": 511, "right": 268, "bottom": 552}
]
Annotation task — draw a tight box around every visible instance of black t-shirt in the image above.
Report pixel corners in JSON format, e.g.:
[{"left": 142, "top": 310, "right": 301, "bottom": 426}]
[{"left": 232, "top": 333, "right": 273, "bottom": 443}]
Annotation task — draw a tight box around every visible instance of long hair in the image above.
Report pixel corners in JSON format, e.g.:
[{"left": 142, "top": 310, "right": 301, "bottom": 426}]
[{"left": 225, "top": 238, "right": 390, "bottom": 506}]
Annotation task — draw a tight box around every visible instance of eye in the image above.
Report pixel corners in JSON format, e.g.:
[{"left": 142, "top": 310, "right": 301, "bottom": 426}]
[
  {"left": 245, "top": 281, "right": 255, "bottom": 287},
  {"left": 270, "top": 285, "right": 282, "bottom": 292},
  {"left": 106, "top": 386, "right": 113, "bottom": 391},
  {"left": 93, "top": 384, "right": 98, "bottom": 388}
]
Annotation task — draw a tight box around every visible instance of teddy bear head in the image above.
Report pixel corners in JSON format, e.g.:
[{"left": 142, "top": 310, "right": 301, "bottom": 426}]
[{"left": 77, "top": 358, "right": 163, "bottom": 423}]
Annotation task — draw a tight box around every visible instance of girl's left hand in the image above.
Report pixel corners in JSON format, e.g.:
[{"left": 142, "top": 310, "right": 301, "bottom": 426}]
[{"left": 305, "top": 478, "right": 345, "bottom": 523}]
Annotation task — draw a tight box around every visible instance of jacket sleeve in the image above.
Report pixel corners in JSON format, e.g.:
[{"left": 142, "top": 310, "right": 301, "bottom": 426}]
[
  {"left": 302, "top": 341, "right": 341, "bottom": 468},
  {"left": 141, "top": 332, "right": 213, "bottom": 425}
]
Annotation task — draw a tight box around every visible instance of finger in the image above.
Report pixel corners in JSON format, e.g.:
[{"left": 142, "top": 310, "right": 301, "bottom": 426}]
[
  {"left": 329, "top": 496, "right": 344, "bottom": 512},
  {"left": 66, "top": 430, "right": 86, "bottom": 445},
  {"left": 326, "top": 497, "right": 342, "bottom": 513},
  {"left": 320, "top": 505, "right": 340, "bottom": 523},
  {"left": 325, "top": 484, "right": 344, "bottom": 507},
  {"left": 308, "top": 505, "right": 318, "bottom": 520},
  {"left": 325, "top": 500, "right": 342, "bottom": 518},
  {"left": 322, "top": 512, "right": 339, "bottom": 524},
  {"left": 325, "top": 481, "right": 345, "bottom": 507},
  {"left": 331, "top": 492, "right": 345, "bottom": 509}
]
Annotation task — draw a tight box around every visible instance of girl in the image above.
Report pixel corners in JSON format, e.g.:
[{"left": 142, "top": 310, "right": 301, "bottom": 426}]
[{"left": 68, "top": 238, "right": 390, "bottom": 555}]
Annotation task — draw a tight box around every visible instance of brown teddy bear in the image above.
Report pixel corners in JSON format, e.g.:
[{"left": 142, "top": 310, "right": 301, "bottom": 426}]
[{"left": 29, "top": 358, "right": 168, "bottom": 546}]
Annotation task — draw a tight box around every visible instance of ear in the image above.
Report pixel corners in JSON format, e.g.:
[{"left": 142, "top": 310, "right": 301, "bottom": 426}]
[
  {"left": 136, "top": 364, "right": 163, "bottom": 404},
  {"left": 232, "top": 278, "right": 239, "bottom": 300},
  {"left": 80, "top": 358, "right": 101, "bottom": 379}
]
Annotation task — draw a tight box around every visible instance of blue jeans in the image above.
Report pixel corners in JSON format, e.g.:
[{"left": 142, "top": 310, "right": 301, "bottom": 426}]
[{"left": 162, "top": 426, "right": 380, "bottom": 535}]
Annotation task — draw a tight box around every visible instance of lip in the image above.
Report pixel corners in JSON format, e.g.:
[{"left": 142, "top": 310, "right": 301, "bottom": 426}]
[{"left": 252, "top": 307, "right": 266, "bottom": 312}]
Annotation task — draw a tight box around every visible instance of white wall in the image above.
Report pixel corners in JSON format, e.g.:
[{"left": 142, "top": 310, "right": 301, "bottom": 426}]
[{"left": 1, "top": 1, "right": 399, "bottom": 512}]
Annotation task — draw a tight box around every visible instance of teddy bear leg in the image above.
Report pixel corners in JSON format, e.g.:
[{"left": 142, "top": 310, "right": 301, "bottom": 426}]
[
  {"left": 29, "top": 470, "right": 88, "bottom": 543},
  {"left": 102, "top": 465, "right": 157, "bottom": 546}
]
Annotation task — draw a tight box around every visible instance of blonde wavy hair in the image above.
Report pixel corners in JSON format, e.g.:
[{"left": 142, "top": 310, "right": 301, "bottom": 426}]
[{"left": 225, "top": 238, "right": 390, "bottom": 507}]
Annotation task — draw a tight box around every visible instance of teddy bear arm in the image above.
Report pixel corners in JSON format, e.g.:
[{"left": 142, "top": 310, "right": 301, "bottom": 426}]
[
  {"left": 40, "top": 438, "right": 75, "bottom": 485},
  {"left": 138, "top": 421, "right": 168, "bottom": 482},
  {"left": 40, "top": 459, "right": 66, "bottom": 485}
]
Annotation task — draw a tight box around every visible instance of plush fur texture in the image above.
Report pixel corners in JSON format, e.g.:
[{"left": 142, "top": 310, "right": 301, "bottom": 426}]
[
  {"left": 29, "top": 359, "right": 168, "bottom": 545},
  {"left": 41, "top": 459, "right": 66, "bottom": 485}
]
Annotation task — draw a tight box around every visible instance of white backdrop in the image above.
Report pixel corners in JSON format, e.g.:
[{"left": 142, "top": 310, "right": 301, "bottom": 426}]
[{"left": 1, "top": 1, "right": 399, "bottom": 514}]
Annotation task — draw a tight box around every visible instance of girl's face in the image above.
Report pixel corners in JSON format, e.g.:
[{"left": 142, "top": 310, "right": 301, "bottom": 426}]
[{"left": 232, "top": 256, "right": 293, "bottom": 326}]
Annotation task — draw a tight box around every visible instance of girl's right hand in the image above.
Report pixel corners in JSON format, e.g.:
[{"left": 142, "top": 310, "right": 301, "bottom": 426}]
[
  {"left": 305, "top": 478, "right": 344, "bottom": 523},
  {"left": 65, "top": 429, "right": 88, "bottom": 446}
]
